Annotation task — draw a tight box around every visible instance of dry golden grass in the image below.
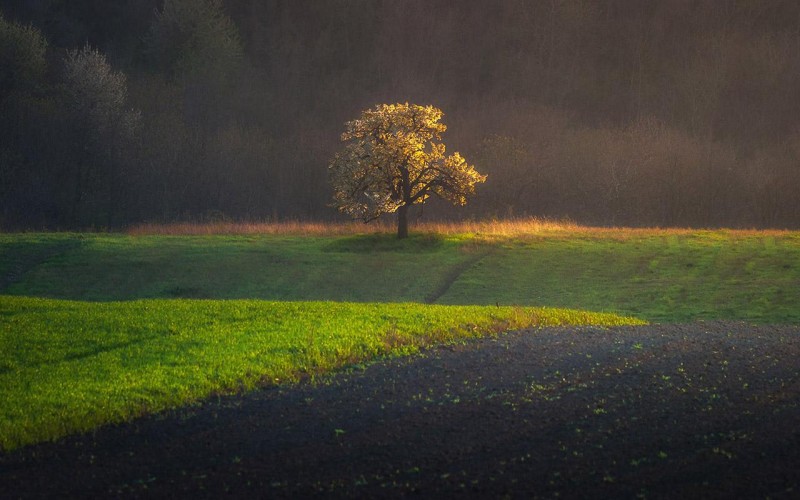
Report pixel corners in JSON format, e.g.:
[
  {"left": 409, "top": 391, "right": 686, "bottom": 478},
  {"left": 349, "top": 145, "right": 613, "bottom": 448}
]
[
  {"left": 125, "top": 218, "right": 797, "bottom": 238},
  {"left": 126, "top": 220, "right": 389, "bottom": 236},
  {"left": 126, "top": 218, "right": 579, "bottom": 237}
]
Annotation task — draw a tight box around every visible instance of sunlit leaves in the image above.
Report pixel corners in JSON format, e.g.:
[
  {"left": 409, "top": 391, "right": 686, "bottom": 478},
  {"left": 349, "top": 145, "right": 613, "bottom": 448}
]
[{"left": 329, "top": 103, "right": 486, "bottom": 223}]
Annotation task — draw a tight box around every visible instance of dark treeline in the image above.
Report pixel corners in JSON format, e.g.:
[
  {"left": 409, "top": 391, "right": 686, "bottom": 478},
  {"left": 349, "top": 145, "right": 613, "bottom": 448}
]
[{"left": 2, "top": 0, "right": 800, "bottom": 230}]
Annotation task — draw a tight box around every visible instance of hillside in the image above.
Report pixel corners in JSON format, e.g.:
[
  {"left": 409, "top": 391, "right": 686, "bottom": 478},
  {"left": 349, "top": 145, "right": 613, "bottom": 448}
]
[{"left": 3, "top": 226, "right": 799, "bottom": 323}]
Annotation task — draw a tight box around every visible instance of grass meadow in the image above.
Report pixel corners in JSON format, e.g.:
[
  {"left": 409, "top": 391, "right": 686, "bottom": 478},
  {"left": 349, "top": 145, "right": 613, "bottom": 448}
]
[
  {"left": 0, "top": 297, "right": 638, "bottom": 451},
  {"left": 1, "top": 219, "right": 798, "bottom": 450},
  {"left": 4, "top": 221, "right": 799, "bottom": 322}
]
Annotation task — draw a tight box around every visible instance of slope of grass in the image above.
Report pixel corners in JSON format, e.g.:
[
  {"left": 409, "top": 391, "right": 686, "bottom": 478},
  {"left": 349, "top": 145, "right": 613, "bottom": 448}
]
[
  {"left": 440, "top": 230, "right": 800, "bottom": 322},
  {"left": 0, "top": 233, "right": 465, "bottom": 302},
  {"left": 2, "top": 224, "right": 797, "bottom": 450},
  {"left": 2, "top": 227, "right": 798, "bottom": 322},
  {"left": 0, "top": 296, "right": 642, "bottom": 451}
]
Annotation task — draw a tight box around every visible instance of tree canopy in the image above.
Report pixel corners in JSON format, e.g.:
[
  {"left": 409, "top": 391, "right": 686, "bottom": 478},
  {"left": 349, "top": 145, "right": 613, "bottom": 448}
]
[
  {"left": 0, "top": 12, "right": 47, "bottom": 101},
  {"left": 329, "top": 103, "right": 485, "bottom": 238},
  {"left": 144, "top": 0, "right": 242, "bottom": 83}
]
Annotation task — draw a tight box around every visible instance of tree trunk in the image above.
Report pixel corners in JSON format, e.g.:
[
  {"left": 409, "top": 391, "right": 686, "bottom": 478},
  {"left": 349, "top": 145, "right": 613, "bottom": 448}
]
[{"left": 397, "top": 204, "right": 409, "bottom": 239}]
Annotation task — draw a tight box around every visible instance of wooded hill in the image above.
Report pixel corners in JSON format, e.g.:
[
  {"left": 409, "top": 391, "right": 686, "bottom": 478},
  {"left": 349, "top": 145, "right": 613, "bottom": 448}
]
[{"left": 2, "top": 0, "right": 799, "bottom": 229}]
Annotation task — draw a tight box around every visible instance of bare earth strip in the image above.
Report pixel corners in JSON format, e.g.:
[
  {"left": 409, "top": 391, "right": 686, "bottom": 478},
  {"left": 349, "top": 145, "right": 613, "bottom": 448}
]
[{"left": 2, "top": 323, "right": 799, "bottom": 498}]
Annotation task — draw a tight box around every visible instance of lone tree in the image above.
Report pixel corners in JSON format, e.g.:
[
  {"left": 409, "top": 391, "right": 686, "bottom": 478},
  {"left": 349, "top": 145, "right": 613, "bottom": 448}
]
[{"left": 330, "top": 103, "right": 486, "bottom": 238}]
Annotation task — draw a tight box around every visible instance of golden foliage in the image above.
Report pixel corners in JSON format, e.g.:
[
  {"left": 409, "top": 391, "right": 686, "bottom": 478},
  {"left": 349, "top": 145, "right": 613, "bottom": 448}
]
[{"left": 329, "top": 103, "right": 486, "bottom": 221}]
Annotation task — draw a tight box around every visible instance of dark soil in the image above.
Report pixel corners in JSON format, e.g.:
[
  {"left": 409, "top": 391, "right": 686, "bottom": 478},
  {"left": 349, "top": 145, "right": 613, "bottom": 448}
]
[{"left": 2, "top": 322, "right": 800, "bottom": 499}]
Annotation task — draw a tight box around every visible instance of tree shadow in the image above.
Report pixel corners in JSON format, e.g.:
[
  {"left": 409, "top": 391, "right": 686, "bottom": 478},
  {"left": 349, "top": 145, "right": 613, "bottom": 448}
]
[{"left": 323, "top": 233, "right": 445, "bottom": 253}]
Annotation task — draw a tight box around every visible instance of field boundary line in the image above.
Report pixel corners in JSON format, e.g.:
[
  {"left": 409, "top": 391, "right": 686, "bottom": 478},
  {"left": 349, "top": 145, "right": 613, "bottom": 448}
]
[{"left": 424, "top": 249, "right": 493, "bottom": 304}]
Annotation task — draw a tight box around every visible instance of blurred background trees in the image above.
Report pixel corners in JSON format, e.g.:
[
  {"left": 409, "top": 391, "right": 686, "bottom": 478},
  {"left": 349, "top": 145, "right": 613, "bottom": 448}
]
[
  {"left": 59, "top": 45, "right": 140, "bottom": 227},
  {"left": 1, "top": 0, "right": 799, "bottom": 229}
]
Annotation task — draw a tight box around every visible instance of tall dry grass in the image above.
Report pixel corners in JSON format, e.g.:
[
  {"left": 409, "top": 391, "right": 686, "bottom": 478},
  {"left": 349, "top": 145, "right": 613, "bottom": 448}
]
[
  {"left": 126, "top": 218, "right": 581, "bottom": 236},
  {"left": 126, "top": 220, "right": 388, "bottom": 236},
  {"left": 126, "top": 218, "right": 795, "bottom": 238}
]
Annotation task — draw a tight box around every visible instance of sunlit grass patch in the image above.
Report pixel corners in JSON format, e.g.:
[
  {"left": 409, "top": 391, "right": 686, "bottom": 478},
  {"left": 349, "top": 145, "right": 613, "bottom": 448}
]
[
  {"left": 0, "top": 296, "right": 643, "bottom": 451},
  {"left": 124, "top": 218, "right": 799, "bottom": 239},
  {"left": 125, "top": 217, "right": 580, "bottom": 237}
]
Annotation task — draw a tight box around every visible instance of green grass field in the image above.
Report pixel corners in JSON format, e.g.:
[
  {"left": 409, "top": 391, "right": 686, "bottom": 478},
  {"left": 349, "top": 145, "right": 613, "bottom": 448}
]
[
  {"left": 0, "top": 296, "right": 640, "bottom": 450},
  {"left": 3, "top": 228, "right": 799, "bottom": 322},
  {"left": 1, "top": 224, "right": 798, "bottom": 450}
]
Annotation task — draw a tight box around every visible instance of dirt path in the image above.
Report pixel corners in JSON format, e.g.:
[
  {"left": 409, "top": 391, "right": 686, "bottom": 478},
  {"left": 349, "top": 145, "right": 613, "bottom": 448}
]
[{"left": 2, "top": 322, "right": 799, "bottom": 498}]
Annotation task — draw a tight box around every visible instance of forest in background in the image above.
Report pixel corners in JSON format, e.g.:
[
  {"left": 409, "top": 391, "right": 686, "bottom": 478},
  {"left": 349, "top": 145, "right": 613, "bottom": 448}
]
[{"left": 1, "top": 0, "right": 799, "bottom": 230}]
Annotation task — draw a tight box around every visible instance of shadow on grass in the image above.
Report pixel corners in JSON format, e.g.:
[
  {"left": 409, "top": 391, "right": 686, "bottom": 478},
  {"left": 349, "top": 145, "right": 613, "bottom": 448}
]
[
  {"left": 323, "top": 233, "right": 445, "bottom": 253},
  {"left": 0, "top": 239, "right": 84, "bottom": 292},
  {"left": 162, "top": 286, "right": 212, "bottom": 299}
]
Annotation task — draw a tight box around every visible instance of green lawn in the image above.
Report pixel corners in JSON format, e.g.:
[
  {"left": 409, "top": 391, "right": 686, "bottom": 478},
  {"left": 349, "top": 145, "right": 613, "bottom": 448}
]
[
  {"left": 1, "top": 227, "right": 798, "bottom": 450},
  {"left": 2, "top": 229, "right": 799, "bottom": 322},
  {"left": 440, "top": 230, "right": 800, "bottom": 322},
  {"left": 0, "top": 296, "right": 640, "bottom": 450}
]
